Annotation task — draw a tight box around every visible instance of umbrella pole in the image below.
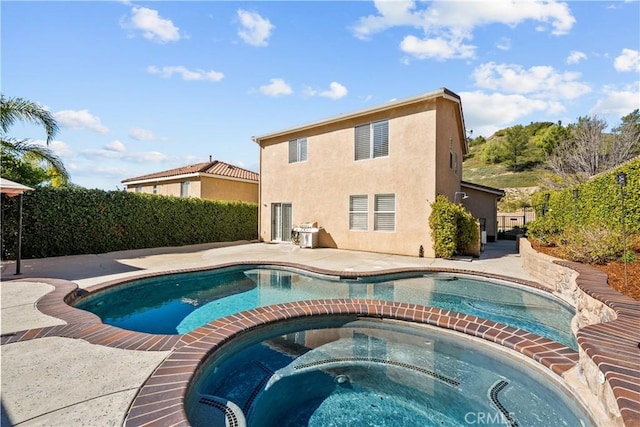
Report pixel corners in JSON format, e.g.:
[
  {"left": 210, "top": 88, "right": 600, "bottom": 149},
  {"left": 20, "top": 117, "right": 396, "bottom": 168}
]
[{"left": 15, "top": 194, "right": 23, "bottom": 275}]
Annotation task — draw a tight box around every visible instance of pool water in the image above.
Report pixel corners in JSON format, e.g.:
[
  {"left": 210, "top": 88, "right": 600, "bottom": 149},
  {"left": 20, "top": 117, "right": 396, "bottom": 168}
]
[
  {"left": 74, "top": 266, "right": 577, "bottom": 349},
  {"left": 187, "top": 318, "right": 594, "bottom": 427}
]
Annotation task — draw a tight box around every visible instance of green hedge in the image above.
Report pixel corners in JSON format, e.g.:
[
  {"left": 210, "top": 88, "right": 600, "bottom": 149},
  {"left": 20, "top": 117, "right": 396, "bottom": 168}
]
[
  {"left": 528, "top": 158, "right": 639, "bottom": 241},
  {"left": 429, "top": 195, "right": 479, "bottom": 258},
  {"left": 1, "top": 187, "right": 258, "bottom": 259}
]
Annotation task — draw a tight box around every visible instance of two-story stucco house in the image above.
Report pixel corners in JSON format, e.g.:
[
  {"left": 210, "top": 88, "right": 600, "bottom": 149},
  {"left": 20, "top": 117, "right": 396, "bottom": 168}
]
[
  {"left": 121, "top": 159, "right": 259, "bottom": 204},
  {"left": 252, "top": 88, "right": 502, "bottom": 257}
]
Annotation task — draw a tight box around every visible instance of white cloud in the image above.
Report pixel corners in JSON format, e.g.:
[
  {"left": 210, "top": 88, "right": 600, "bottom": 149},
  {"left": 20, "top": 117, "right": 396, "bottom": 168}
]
[
  {"left": 614, "top": 48, "right": 640, "bottom": 72},
  {"left": 124, "top": 6, "right": 181, "bottom": 44},
  {"left": 237, "top": 9, "right": 274, "bottom": 47},
  {"left": 301, "top": 82, "right": 348, "bottom": 99},
  {"left": 33, "top": 139, "right": 74, "bottom": 158},
  {"left": 259, "top": 78, "right": 293, "bottom": 97},
  {"left": 54, "top": 110, "right": 109, "bottom": 134},
  {"left": 352, "top": 0, "right": 575, "bottom": 60},
  {"left": 319, "top": 82, "right": 348, "bottom": 100},
  {"left": 80, "top": 147, "right": 168, "bottom": 163},
  {"left": 128, "top": 128, "right": 157, "bottom": 141},
  {"left": 105, "top": 140, "right": 126, "bottom": 152},
  {"left": 472, "top": 62, "right": 591, "bottom": 99},
  {"left": 50, "top": 140, "right": 73, "bottom": 158},
  {"left": 496, "top": 37, "right": 511, "bottom": 51},
  {"left": 566, "top": 50, "right": 587, "bottom": 64},
  {"left": 146, "top": 65, "right": 224, "bottom": 82},
  {"left": 590, "top": 84, "right": 640, "bottom": 117},
  {"left": 460, "top": 90, "right": 564, "bottom": 136},
  {"left": 400, "top": 34, "right": 476, "bottom": 60}
]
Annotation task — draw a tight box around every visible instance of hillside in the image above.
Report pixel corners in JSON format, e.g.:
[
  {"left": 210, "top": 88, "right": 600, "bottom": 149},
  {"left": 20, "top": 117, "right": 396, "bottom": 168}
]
[
  {"left": 462, "top": 134, "right": 549, "bottom": 211},
  {"left": 463, "top": 113, "right": 639, "bottom": 207}
]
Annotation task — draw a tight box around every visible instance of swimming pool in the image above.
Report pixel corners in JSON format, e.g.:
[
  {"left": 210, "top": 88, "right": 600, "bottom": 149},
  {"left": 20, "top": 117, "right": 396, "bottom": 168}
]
[
  {"left": 186, "top": 317, "right": 594, "bottom": 427},
  {"left": 74, "top": 266, "right": 577, "bottom": 349}
]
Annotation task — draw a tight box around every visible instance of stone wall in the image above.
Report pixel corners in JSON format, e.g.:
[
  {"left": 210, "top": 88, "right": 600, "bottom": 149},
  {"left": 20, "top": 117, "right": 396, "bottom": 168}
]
[{"left": 519, "top": 238, "right": 623, "bottom": 425}]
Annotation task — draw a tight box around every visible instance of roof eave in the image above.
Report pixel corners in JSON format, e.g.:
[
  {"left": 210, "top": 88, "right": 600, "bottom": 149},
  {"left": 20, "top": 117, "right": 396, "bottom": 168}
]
[
  {"left": 122, "top": 172, "right": 258, "bottom": 186},
  {"left": 252, "top": 88, "right": 461, "bottom": 144},
  {"left": 461, "top": 180, "right": 506, "bottom": 197}
]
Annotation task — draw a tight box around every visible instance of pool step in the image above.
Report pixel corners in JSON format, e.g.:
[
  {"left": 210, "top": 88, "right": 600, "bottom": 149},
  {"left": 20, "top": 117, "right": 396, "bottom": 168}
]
[{"left": 194, "top": 395, "right": 246, "bottom": 427}]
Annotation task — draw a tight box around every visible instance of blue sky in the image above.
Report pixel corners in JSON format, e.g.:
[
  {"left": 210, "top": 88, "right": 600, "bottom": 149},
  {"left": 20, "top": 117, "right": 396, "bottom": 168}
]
[{"left": 3, "top": 0, "right": 639, "bottom": 190}]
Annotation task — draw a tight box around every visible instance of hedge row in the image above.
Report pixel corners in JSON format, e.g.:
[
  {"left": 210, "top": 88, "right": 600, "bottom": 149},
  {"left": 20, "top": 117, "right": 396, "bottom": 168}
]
[
  {"left": 528, "top": 157, "right": 639, "bottom": 239},
  {"left": 429, "top": 195, "right": 479, "bottom": 258},
  {"left": 1, "top": 187, "right": 258, "bottom": 259}
]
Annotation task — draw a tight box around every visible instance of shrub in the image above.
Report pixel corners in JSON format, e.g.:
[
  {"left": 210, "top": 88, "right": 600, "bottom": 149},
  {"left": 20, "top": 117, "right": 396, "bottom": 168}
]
[
  {"left": 429, "top": 195, "right": 479, "bottom": 258},
  {"left": 526, "top": 218, "right": 563, "bottom": 246},
  {"left": 480, "top": 141, "right": 506, "bottom": 164},
  {"left": 559, "top": 226, "right": 624, "bottom": 265}
]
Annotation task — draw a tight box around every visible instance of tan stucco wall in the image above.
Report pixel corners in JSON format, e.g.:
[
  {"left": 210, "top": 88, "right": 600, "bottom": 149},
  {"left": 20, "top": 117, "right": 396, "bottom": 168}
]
[
  {"left": 461, "top": 188, "right": 499, "bottom": 240},
  {"left": 434, "top": 98, "right": 465, "bottom": 201},
  {"left": 125, "top": 177, "right": 257, "bottom": 203},
  {"left": 258, "top": 98, "right": 465, "bottom": 257},
  {"left": 125, "top": 179, "right": 200, "bottom": 198},
  {"left": 200, "top": 176, "right": 258, "bottom": 203}
]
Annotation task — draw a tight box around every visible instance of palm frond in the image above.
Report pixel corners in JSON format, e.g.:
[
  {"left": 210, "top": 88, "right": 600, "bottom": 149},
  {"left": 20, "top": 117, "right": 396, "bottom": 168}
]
[
  {"left": 1, "top": 139, "right": 70, "bottom": 184},
  {"left": 0, "top": 95, "right": 59, "bottom": 145}
]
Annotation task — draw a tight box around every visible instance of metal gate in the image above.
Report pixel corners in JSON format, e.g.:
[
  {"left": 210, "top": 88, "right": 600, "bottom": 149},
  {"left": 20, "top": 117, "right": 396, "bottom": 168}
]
[{"left": 497, "top": 207, "right": 535, "bottom": 240}]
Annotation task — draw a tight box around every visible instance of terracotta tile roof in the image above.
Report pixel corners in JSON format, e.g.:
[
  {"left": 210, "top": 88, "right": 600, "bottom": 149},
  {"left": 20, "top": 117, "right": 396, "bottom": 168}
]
[{"left": 121, "top": 160, "right": 258, "bottom": 183}]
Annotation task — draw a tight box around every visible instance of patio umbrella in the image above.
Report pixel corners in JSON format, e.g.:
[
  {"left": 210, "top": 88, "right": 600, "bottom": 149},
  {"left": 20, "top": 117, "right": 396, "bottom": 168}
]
[{"left": 1, "top": 178, "right": 34, "bottom": 274}]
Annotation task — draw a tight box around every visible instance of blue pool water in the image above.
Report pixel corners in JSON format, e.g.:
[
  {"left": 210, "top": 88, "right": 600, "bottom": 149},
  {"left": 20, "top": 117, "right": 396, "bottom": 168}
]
[
  {"left": 186, "top": 318, "right": 594, "bottom": 427},
  {"left": 74, "top": 266, "right": 577, "bottom": 349}
]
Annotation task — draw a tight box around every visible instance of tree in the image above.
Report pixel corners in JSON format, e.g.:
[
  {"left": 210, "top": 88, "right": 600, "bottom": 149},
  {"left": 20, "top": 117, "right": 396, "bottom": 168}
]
[
  {"left": 0, "top": 151, "right": 48, "bottom": 187},
  {"left": 533, "top": 121, "right": 568, "bottom": 155},
  {"left": 546, "top": 113, "right": 639, "bottom": 186},
  {"left": 503, "top": 125, "right": 529, "bottom": 171},
  {"left": 609, "top": 109, "right": 640, "bottom": 164},
  {"left": 0, "top": 95, "right": 70, "bottom": 185}
]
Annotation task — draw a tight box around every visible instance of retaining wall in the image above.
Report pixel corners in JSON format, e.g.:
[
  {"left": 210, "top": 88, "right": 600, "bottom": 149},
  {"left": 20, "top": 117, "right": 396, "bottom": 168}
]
[{"left": 520, "top": 238, "right": 640, "bottom": 426}]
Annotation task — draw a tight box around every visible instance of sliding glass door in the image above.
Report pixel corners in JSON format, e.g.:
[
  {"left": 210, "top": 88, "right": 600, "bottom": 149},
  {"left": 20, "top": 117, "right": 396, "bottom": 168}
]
[{"left": 271, "top": 203, "right": 292, "bottom": 242}]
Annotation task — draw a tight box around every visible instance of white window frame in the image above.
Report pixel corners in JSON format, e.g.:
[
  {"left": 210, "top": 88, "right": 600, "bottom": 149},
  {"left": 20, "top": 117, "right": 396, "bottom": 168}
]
[
  {"left": 374, "top": 193, "right": 396, "bottom": 232},
  {"left": 152, "top": 184, "right": 158, "bottom": 194},
  {"left": 349, "top": 195, "right": 368, "bottom": 231},
  {"left": 355, "top": 120, "right": 389, "bottom": 161},
  {"left": 289, "top": 137, "right": 308, "bottom": 163}
]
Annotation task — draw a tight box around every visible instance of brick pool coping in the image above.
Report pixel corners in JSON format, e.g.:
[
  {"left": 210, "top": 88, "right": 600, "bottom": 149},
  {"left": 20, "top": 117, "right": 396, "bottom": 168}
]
[
  {"left": 553, "top": 260, "right": 640, "bottom": 426},
  {"left": 0, "top": 261, "right": 635, "bottom": 425}
]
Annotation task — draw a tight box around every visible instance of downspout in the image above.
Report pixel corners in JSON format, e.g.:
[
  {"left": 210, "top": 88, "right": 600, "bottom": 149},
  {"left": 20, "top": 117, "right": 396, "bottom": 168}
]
[{"left": 253, "top": 136, "right": 262, "bottom": 241}]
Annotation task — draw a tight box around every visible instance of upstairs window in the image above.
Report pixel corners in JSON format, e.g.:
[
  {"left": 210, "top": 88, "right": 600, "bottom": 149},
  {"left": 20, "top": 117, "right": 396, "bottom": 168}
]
[
  {"left": 152, "top": 184, "right": 158, "bottom": 194},
  {"left": 374, "top": 193, "right": 395, "bottom": 232},
  {"left": 135, "top": 185, "right": 142, "bottom": 193},
  {"left": 349, "top": 195, "right": 368, "bottom": 231},
  {"left": 355, "top": 120, "right": 389, "bottom": 160},
  {"left": 289, "top": 137, "right": 307, "bottom": 163}
]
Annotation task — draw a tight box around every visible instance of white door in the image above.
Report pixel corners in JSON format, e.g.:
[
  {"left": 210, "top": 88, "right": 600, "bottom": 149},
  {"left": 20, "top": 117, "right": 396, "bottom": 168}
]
[{"left": 271, "top": 203, "right": 292, "bottom": 241}]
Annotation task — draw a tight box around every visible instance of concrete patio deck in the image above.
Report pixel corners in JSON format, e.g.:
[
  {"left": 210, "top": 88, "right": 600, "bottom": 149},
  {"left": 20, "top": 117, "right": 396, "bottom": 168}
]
[{"left": 0, "top": 240, "right": 597, "bottom": 426}]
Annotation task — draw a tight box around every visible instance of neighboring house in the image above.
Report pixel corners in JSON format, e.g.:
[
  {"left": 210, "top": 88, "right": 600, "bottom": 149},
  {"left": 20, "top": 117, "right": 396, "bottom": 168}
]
[
  {"left": 121, "top": 159, "right": 259, "bottom": 204},
  {"left": 253, "top": 87, "right": 502, "bottom": 257}
]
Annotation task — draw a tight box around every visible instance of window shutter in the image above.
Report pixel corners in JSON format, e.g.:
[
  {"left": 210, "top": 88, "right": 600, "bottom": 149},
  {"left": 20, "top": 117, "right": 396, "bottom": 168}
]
[
  {"left": 289, "top": 140, "right": 297, "bottom": 163},
  {"left": 349, "top": 195, "right": 368, "bottom": 230},
  {"left": 355, "top": 125, "right": 370, "bottom": 160},
  {"left": 372, "top": 121, "right": 389, "bottom": 158},
  {"left": 374, "top": 194, "right": 395, "bottom": 231},
  {"left": 299, "top": 138, "right": 307, "bottom": 161}
]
